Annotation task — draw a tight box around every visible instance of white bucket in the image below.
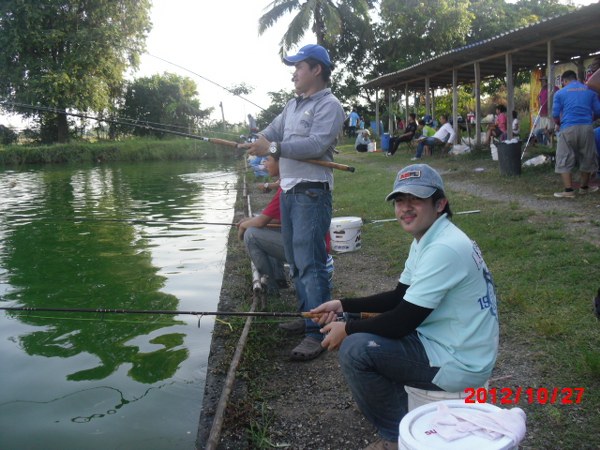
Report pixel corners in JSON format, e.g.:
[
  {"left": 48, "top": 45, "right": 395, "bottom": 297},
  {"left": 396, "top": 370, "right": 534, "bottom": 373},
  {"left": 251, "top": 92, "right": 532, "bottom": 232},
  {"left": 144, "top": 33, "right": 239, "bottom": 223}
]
[
  {"left": 329, "top": 216, "right": 362, "bottom": 253},
  {"left": 405, "top": 382, "right": 489, "bottom": 412},
  {"left": 399, "top": 400, "right": 517, "bottom": 450}
]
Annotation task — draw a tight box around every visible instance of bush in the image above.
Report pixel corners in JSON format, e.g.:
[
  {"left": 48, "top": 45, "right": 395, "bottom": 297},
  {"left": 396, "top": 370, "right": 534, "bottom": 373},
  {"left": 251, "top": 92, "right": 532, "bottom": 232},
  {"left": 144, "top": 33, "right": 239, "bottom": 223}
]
[{"left": 0, "top": 125, "right": 18, "bottom": 145}]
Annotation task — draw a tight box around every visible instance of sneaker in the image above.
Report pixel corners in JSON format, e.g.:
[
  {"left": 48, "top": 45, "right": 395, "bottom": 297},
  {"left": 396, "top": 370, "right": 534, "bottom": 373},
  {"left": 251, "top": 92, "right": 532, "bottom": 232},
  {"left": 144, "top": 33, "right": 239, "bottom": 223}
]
[
  {"left": 553, "top": 190, "right": 575, "bottom": 198},
  {"left": 363, "top": 438, "right": 399, "bottom": 450},
  {"left": 410, "top": 157, "right": 420, "bottom": 161},
  {"left": 579, "top": 186, "right": 599, "bottom": 194},
  {"left": 278, "top": 318, "right": 305, "bottom": 335}
]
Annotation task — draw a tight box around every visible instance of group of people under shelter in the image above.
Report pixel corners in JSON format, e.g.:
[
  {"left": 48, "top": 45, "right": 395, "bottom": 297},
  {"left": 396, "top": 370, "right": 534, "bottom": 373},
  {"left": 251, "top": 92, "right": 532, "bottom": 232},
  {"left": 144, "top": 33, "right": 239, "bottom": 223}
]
[{"left": 238, "top": 44, "right": 501, "bottom": 450}]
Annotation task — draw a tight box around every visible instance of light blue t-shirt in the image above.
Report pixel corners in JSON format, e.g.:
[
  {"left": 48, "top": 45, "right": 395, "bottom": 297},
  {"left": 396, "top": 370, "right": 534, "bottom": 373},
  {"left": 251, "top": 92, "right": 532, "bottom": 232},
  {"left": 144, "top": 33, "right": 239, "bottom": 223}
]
[{"left": 400, "top": 214, "right": 499, "bottom": 392}]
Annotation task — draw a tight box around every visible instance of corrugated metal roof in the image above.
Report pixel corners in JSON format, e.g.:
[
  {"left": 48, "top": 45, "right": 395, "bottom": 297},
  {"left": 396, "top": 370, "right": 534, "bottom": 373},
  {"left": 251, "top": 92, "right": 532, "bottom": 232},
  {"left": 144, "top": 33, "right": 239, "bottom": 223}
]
[{"left": 363, "top": 2, "right": 600, "bottom": 91}]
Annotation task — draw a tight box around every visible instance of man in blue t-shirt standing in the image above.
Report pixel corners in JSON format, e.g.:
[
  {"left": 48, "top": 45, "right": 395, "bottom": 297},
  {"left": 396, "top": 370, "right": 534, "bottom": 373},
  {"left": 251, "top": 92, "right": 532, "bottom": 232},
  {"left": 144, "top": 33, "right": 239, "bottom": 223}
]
[
  {"left": 552, "top": 70, "right": 600, "bottom": 198},
  {"left": 311, "top": 164, "right": 499, "bottom": 449},
  {"left": 347, "top": 108, "right": 360, "bottom": 137}
]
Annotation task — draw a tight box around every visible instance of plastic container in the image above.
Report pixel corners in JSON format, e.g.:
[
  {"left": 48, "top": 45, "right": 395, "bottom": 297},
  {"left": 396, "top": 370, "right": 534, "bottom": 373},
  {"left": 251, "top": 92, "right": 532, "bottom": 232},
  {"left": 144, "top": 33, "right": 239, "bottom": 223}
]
[
  {"left": 405, "top": 382, "right": 488, "bottom": 412},
  {"left": 399, "top": 400, "right": 517, "bottom": 450},
  {"left": 497, "top": 141, "right": 522, "bottom": 176},
  {"left": 381, "top": 133, "right": 390, "bottom": 151},
  {"left": 329, "top": 216, "right": 362, "bottom": 253}
]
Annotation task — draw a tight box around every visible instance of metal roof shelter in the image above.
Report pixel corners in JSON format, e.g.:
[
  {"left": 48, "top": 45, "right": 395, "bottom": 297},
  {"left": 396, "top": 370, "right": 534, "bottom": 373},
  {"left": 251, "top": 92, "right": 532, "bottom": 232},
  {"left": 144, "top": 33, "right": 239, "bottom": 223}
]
[{"left": 363, "top": 2, "right": 600, "bottom": 144}]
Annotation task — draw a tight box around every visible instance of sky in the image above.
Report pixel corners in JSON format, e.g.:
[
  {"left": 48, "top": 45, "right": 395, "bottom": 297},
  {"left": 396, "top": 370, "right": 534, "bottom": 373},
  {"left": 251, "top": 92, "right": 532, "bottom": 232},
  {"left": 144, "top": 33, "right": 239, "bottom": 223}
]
[
  {"left": 134, "top": 0, "right": 314, "bottom": 127},
  {"left": 1, "top": 0, "right": 598, "bottom": 129}
]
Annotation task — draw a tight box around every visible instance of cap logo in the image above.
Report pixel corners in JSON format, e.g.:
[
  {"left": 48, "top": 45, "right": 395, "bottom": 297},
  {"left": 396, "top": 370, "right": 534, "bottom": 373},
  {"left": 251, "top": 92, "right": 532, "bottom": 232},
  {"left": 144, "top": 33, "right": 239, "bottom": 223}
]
[{"left": 398, "top": 170, "right": 421, "bottom": 181}]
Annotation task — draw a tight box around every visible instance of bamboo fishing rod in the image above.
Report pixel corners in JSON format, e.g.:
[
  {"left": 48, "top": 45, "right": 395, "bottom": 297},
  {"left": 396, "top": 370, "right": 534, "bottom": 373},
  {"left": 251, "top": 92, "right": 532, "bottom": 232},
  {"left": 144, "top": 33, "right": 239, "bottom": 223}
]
[
  {"left": 0, "top": 305, "right": 376, "bottom": 320},
  {"left": 1, "top": 101, "right": 355, "bottom": 173},
  {"left": 203, "top": 136, "right": 356, "bottom": 173}
]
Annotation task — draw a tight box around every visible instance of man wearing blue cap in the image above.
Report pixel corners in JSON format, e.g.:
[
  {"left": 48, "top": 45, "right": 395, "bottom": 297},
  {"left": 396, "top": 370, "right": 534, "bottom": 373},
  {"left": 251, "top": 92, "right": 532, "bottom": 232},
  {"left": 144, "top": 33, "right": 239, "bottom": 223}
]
[
  {"left": 311, "top": 164, "right": 499, "bottom": 449},
  {"left": 244, "top": 44, "right": 345, "bottom": 360}
]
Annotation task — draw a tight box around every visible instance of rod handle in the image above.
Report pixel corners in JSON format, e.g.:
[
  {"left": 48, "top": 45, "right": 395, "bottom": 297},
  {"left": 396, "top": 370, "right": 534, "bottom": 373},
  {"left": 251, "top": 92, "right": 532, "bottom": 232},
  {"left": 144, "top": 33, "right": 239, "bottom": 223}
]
[
  {"left": 306, "top": 159, "right": 355, "bottom": 173},
  {"left": 209, "top": 138, "right": 239, "bottom": 148}
]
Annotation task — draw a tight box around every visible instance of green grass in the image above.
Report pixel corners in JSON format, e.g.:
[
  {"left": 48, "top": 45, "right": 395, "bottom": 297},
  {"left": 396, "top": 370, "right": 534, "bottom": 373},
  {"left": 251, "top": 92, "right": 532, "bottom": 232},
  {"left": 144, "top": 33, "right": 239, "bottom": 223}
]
[{"left": 331, "top": 138, "right": 600, "bottom": 446}]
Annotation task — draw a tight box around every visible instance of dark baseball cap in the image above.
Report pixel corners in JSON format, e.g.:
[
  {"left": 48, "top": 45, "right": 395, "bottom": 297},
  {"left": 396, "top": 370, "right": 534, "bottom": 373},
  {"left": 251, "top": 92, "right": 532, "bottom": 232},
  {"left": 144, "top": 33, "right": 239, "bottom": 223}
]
[{"left": 283, "top": 44, "right": 332, "bottom": 68}]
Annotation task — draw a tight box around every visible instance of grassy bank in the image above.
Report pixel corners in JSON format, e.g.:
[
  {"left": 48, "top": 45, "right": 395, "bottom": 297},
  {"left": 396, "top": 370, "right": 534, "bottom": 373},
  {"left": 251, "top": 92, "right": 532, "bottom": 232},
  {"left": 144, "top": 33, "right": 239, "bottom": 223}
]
[
  {"left": 224, "top": 138, "right": 599, "bottom": 448},
  {"left": 0, "top": 137, "right": 241, "bottom": 166},
  {"left": 335, "top": 140, "right": 600, "bottom": 447}
]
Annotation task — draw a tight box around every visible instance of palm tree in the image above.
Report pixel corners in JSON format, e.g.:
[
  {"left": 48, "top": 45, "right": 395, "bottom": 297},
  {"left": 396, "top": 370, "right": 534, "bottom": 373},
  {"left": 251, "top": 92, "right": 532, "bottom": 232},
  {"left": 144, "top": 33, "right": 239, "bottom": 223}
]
[{"left": 258, "top": 0, "right": 373, "bottom": 56}]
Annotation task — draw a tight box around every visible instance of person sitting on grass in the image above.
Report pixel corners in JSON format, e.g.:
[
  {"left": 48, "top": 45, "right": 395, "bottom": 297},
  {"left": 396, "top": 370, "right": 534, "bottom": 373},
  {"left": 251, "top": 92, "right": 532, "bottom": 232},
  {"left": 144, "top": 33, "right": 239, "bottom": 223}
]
[
  {"left": 355, "top": 129, "right": 371, "bottom": 152},
  {"left": 310, "top": 164, "right": 499, "bottom": 450},
  {"left": 412, "top": 114, "right": 455, "bottom": 160}
]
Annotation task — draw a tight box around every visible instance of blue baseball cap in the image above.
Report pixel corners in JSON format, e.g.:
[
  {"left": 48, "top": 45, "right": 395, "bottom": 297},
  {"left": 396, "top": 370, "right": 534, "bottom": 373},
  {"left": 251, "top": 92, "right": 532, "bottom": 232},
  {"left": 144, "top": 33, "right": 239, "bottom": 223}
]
[
  {"left": 283, "top": 44, "right": 333, "bottom": 68},
  {"left": 385, "top": 164, "right": 445, "bottom": 201}
]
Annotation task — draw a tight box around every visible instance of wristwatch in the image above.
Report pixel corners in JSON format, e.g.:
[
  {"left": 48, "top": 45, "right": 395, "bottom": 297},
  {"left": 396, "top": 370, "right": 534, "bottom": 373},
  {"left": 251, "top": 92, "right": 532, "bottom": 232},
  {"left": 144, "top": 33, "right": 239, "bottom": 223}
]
[{"left": 269, "top": 141, "right": 281, "bottom": 157}]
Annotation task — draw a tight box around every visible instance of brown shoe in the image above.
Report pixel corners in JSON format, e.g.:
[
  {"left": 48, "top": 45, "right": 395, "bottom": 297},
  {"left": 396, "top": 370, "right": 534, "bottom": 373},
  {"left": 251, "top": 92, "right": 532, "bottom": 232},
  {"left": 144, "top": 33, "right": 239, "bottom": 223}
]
[
  {"left": 363, "top": 438, "right": 398, "bottom": 450},
  {"left": 290, "top": 336, "right": 325, "bottom": 361}
]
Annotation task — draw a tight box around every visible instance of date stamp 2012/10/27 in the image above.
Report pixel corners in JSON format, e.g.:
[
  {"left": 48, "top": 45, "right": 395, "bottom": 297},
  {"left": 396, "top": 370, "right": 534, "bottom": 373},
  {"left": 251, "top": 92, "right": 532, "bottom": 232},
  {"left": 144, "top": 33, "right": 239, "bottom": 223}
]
[{"left": 464, "top": 387, "right": 584, "bottom": 405}]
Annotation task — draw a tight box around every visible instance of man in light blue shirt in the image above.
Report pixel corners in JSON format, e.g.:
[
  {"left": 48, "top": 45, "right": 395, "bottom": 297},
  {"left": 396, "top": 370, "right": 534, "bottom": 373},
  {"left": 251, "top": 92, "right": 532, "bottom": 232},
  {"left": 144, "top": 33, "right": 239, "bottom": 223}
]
[{"left": 312, "top": 164, "right": 499, "bottom": 449}]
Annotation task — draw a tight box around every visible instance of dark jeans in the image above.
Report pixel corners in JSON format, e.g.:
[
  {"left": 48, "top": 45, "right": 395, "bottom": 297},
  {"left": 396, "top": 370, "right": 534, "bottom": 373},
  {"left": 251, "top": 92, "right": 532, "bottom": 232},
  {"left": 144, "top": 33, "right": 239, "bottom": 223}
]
[
  {"left": 338, "top": 331, "right": 440, "bottom": 441},
  {"left": 388, "top": 135, "right": 413, "bottom": 155}
]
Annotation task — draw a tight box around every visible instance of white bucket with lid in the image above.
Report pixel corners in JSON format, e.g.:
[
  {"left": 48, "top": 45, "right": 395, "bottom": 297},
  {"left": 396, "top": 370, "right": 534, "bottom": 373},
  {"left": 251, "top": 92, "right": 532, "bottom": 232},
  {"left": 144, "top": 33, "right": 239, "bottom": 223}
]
[
  {"left": 399, "top": 400, "right": 517, "bottom": 450},
  {"left": 405, "top": 382, "right": 489, "bottom": 412},
  {"left": 329, "top": 216, "right": 362, "bottom": 253}
]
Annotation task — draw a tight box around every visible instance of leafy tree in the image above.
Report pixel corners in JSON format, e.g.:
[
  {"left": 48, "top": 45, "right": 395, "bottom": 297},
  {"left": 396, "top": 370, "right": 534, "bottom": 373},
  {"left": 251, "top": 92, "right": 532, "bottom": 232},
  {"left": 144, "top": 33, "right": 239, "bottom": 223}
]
[
  {"left": 119, "top": 73, "right": 212, "bottom": 138},
  {"left": 0, "top": 0, "right": 151, "bottom": 143},
  {"left": 255, "top": 89, "right": 296, "bottom": 130},
  {"left": 258, "top": 0, "right": 374, "bottom": 56}
]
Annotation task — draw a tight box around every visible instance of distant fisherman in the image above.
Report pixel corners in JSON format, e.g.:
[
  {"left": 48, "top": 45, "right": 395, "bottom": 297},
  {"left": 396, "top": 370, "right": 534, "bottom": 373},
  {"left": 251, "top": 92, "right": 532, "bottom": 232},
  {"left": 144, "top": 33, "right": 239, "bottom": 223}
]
[{"left": 244, "top": 44, "right": 345, "bottom": 361}]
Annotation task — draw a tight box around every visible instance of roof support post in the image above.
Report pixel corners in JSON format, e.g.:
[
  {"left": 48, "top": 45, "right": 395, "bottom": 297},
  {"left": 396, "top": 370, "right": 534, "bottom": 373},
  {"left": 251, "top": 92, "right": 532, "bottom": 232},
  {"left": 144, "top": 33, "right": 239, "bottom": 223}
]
[
  {"left": 405, "top": 84, "right": 409, "bottom": 123},
  {"left": 425, "top": 77, "right": 431, "bottom": 118},
  {"left": 375, "top": 89, "right": 380, "bottom": 136},
  {"left": 452, "top": 68, "right": 459, "bottom": 141},
  {"left": 474, "top": 61, "right": 482, "bottom": 145},
  {"left": 547, "top": 41, "right": 555, "bottom": 116},
  {"left": 506, "top": 53, "right": 514, "bottom": 140},
  {"left": 388, "top": 88, "right": 393, "bottom": 133}
]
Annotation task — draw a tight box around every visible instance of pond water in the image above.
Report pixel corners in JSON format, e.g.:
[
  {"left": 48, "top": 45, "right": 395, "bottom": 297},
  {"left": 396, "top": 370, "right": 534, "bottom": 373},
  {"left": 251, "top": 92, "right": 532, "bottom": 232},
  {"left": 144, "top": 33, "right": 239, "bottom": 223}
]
[{"left": 0, "top": 160, "right": 238, "bottom": 449}]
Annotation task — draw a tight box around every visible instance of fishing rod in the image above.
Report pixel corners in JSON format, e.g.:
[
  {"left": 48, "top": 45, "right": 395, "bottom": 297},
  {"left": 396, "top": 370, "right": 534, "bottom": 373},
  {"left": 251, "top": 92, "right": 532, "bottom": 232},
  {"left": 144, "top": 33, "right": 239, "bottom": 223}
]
[
  {"left": 366, "top": 210, "right": 482, "bottom": 224},
  {"left": 1, "top": 101, "right": 355, "bottom": 173},
  {"left": 7, "top": 215, "right": 282, "bottom": 228},
  {"left": 199, "top": 136, "right": 356, "bottom": 173},
  {"left": 0, "top": 305, "right": 376, "bottom": 320}
]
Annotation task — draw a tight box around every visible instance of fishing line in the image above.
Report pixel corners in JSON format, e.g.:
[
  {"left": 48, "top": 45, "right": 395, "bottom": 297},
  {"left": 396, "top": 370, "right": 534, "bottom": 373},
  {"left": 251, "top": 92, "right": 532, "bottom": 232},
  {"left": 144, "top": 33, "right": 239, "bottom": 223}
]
[
  {"left": 0, "top": 100, "right": 246, "bottom": 141},
  {"left": 147, "top": 53, "right": 271, "bottom": 115}
]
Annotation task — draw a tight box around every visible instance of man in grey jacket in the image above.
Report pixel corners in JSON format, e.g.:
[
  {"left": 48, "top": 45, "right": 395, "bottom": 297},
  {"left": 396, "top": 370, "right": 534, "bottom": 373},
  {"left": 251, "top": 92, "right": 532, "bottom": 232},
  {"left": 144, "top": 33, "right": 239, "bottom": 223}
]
[{"left": 245, "top": 44, "right": 345, "bottom": 360}]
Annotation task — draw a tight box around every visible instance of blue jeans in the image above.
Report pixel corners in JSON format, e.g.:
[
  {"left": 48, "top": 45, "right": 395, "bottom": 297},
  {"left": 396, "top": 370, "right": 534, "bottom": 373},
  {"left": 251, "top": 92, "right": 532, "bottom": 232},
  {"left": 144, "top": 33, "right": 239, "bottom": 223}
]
[
  {"left": 415, "top": 137, "right": 440, "bottom": 158},
  {"left": 338, "top": 331, "right": 440, "bottom": 442},
  {"left": 281, "top": 186, "right": 332, "bottom": 339}
]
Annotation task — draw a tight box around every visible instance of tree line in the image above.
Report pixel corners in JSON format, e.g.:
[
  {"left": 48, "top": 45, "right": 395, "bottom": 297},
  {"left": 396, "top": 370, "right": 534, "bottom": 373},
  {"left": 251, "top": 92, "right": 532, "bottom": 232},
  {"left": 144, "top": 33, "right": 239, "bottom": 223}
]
[{"left": 1, "top": 0, "right": 576, "bottom": 144}]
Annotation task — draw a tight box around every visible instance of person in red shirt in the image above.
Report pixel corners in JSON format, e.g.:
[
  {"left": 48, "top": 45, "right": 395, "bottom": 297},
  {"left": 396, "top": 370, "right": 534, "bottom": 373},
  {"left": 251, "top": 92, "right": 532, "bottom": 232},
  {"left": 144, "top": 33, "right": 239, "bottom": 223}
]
[{"left": 238, "top": 154, "right": 332, "bottom": 297}]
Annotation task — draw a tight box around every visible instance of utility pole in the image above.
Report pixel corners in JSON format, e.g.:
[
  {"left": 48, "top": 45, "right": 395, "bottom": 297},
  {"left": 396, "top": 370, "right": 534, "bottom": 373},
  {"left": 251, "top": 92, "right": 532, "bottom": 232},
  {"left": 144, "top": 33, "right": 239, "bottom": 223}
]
[{"left": 219, "top": 102, "right": 226, "bottom": 131}]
